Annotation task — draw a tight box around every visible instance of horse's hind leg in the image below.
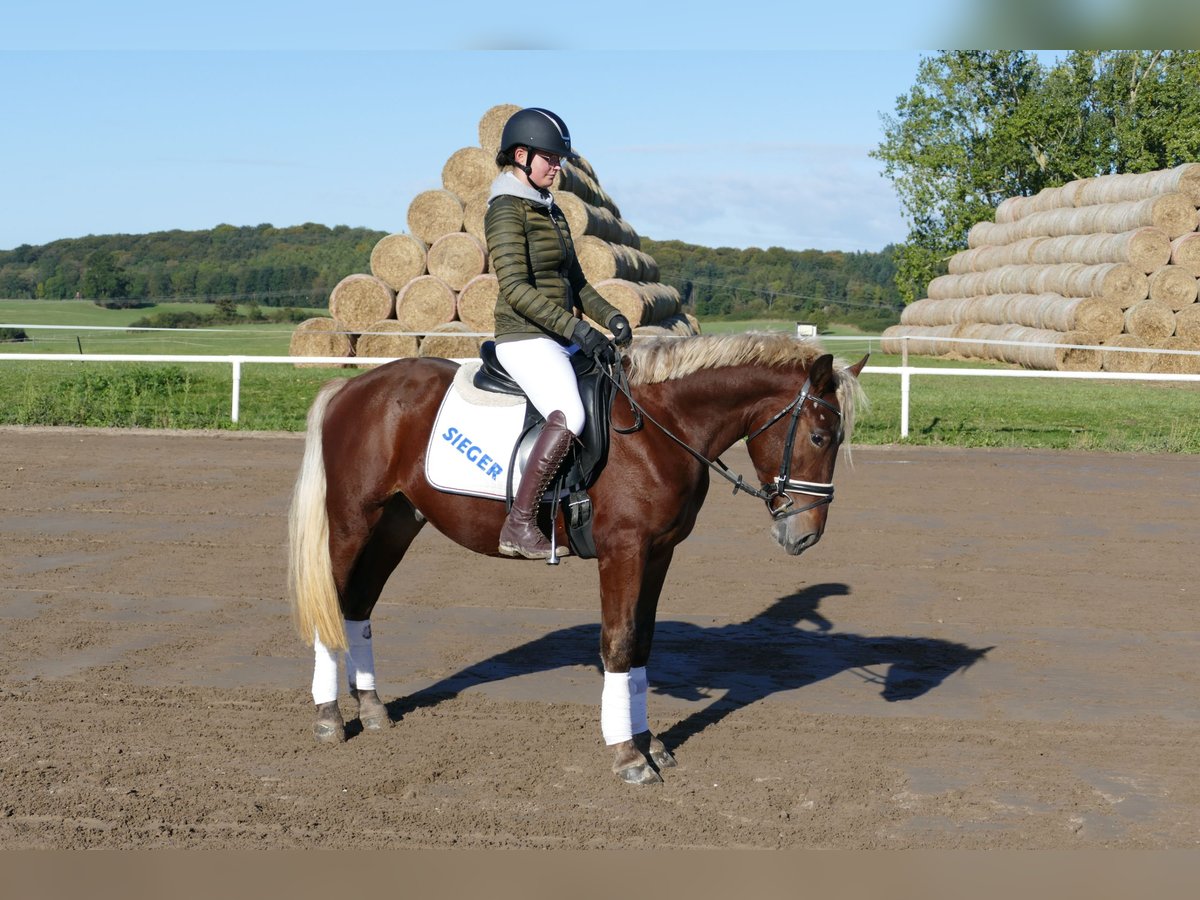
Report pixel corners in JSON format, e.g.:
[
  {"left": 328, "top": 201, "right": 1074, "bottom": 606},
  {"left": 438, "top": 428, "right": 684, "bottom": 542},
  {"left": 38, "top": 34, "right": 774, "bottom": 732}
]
[{"left": 313, "top": 493, "right": 425, "bottom": 742}]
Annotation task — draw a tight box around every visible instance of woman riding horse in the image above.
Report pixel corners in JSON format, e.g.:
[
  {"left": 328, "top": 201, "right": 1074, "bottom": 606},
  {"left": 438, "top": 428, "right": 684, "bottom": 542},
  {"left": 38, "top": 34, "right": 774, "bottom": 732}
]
[{"left": 485, "top": 107, "right": 633, "bottom": 560}]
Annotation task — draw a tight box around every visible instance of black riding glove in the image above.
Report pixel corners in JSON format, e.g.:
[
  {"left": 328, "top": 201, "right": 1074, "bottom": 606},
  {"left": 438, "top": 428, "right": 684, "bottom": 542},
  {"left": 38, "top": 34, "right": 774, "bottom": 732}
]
[
  {"left": 572, "top": 320, "right": 617, "bottom": 365},
  {"left": 608, "top": 314, "right": 633, "bottom": 348}
]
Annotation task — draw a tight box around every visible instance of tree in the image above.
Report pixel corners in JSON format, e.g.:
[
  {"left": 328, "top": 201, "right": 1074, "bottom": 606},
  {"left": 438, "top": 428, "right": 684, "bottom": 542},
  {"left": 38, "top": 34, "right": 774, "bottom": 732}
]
[
  {"left": 872, "top": 50, "right": 1200, "bottom": 302},
  {"left": 81, "top": 250, "right": 129, "bottom": 301}
]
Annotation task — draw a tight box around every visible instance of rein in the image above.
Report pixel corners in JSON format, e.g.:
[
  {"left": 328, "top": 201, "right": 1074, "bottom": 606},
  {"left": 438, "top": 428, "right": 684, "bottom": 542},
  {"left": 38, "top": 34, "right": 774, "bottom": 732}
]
[{"left": 603, "top": 356, "right": 843, "bottom": 521}]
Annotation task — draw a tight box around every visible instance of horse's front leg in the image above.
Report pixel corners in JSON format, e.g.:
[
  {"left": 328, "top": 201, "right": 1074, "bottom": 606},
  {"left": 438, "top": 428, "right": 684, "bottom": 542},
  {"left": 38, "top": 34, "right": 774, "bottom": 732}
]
[{"left": 599, "top": 546, "right": 675, "bottom": 784}]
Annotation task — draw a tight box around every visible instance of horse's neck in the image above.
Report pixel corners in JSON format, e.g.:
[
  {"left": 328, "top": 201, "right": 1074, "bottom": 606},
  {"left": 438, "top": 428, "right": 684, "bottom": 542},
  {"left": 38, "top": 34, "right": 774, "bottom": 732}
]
[{"left": 637, "top": 365, "right": 771, "bottom": 457}]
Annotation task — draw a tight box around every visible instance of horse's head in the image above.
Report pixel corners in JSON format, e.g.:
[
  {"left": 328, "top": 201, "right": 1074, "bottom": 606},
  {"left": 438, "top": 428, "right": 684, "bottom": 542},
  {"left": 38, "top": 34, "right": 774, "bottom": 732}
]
[{"left": 744, "top": 352, "right": 868, "bottom": 556}]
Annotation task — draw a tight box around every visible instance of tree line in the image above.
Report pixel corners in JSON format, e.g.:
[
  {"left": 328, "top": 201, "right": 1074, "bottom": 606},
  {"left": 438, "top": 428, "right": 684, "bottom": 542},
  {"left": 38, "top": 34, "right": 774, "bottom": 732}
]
[
  {"left": 2, "top": 224, "right": 905, "bottom": 329},
  {"left": 873, "top": 50, "right": 1200, "bottom": 302},
  {"left": 641, "top": 238, "right": 903, "bottom": 331},
  {"left": 0, "top": 222, "right": 384, "bottom": 307}
]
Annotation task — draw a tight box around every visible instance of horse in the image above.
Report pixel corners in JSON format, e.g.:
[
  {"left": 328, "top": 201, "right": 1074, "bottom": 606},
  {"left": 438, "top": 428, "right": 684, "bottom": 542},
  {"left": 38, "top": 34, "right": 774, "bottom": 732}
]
[{"left": 287, "top": 331, "right": 868, "bottom": 784}]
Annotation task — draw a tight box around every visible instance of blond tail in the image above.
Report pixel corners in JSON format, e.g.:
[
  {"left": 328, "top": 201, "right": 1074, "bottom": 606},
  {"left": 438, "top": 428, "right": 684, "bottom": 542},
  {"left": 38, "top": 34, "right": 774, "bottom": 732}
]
[{"left": 287, "top": 379, "right": 349, "bottom": 651}]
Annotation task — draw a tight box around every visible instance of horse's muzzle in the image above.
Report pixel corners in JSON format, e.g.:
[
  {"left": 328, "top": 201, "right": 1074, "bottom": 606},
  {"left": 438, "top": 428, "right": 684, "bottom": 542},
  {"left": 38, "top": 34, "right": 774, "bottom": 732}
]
[{"left": 772, "top": 519, "right": 822, "bottom": 556}]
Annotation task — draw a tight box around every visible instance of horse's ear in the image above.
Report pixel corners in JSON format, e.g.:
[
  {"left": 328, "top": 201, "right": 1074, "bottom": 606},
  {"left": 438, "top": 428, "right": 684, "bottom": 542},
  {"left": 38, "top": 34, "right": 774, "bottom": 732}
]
[
  {"left": 810, "top": 354, "right": 835, "bottom": 394},
  {"left": 848, "top": 353, "right": 869, "bottom": 378}
]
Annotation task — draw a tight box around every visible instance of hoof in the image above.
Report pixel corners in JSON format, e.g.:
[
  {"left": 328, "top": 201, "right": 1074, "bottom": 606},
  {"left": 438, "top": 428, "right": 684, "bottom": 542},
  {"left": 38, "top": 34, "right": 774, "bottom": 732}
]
[
  {"left": 649, "top": 737, "right": 677, "bottom": 769},
  {"left": 313, "top": 720, "right": 345, "bottom": 744},
  {"left": 313, "top": 700, "right": 345, "bottom": 744},
  {"left": 611, "top": 733, "right": 665, "bottom": 785},
  {"left": 616, "top": 762, "right": 664, "bottom": 785},
  {"left": 352, "top": 689, "right": 392, "bottom": 732}
]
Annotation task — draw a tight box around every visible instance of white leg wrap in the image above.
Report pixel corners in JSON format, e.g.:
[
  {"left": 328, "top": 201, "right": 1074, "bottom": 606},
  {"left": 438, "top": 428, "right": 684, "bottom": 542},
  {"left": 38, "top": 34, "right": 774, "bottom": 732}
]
[
  {"left": 600, "top": 667, "right": 650, "bottom": 745},
  {"left": 344, "top": 619, "right": 376, "bottom": 692},
  {"left": 311, "top": 634, "right": 339, "bottom": 705}
]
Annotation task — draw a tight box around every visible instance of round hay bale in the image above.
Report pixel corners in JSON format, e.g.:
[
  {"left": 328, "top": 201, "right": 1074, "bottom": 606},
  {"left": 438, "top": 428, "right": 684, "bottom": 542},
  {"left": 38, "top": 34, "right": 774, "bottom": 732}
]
[
  {"left": 1101, "top": 334, "right": 1155, "bottom": 372},
  {"left": 1150, "top": 334, "right": 1200, "bottom": 374},
  {"left": 354, "top": 320, "right": 420, "bottom": 365},
  {"left": 427, "top": 232, "right": 487, "bottom": 291},
  {"left": 1170, "top": 233, "right": 1200, "bottom": 277},
  {"left": 969, "top": 193, "right": 1198, "bottom": 245},
  {"left": 407, "top": 189, "right": 464, "bottom": 245},
  {"left": 576, "top": 237, "right": 660, "bottom": 285},
  {"left": 576, "top": 235, "right": 621, "bottom": 283},
  {"left": 289, "top": 317, "right": 354, "bottom": 368},
  {"left": 556, "top": 193, "right": 641, "bottom": 248},
  {"left": 684, "top": 312, "right": 701, "bottom": 335},
  {"left": 555, "top": 162, "right": 621, "bottom": 217},
  {"left": 572, "top": 155, "right": 598, "bottom": 182},
  {"left": 633, "top": 325, "right": 673, "bottom": 337},
  {"left": 456, "top": 273, "right": 498, "bottom": 333},
  {"left": 419, "top": 321, "right": 484, "bottom": 360},
  {"left": 442, "top": 147, "right": 495, "bottom": 200},
  {"left": 395, "top": 275, "right": 457, "bottom": 333},
  {"left": 594, "top": 278, "right": 648, "bottom": 325},
  {"left": 369, "top": 233, "right": 428, "bottom": 291},
  {"left": 1119, "top": 228, "right": 1174, "bottom": 273},
  {"left": 1068, "top": 297, "right": 1125, "bottom": 338},
  {"left": 1147, "top": 265, "right": 1199, "bottom": 310},
  {"left": 1023, "top": 228, "right": 1170, "bottom": 273},
  {"left": 462, "top": 191, "right": 490, "bottom": 244},
  {"left": 1072, "top": 163, "right": 1200, "bottom": 207},
  {"left": 638, "top": 283, "right": 682, "bottom": 323},
  {"left": 652, "top": 313, "right": 695, "bottom": 336},
  {"left": 1054, "top": 330, "right": 1102, "bottom": 372},
  {"left": 1123, "top": 299, "right": 1176, "bottom": 342},
  {"left": 594, "top": 279, "right": 679, "bottom": 326},
  {"left": 1174, "top": 303, "right": 1200, "bottom": 340},
  {"left": 478, "top": 103, "right": 521, "bottom": 156},
  {"left": 994, "top": 196, "right": 1023, "bottom": 225},
  {"left": 329, "top": 274, "right": 396, "bottom": 332},
  {"left": 880, "top": 324, "right": 958, "bottom": 357}
]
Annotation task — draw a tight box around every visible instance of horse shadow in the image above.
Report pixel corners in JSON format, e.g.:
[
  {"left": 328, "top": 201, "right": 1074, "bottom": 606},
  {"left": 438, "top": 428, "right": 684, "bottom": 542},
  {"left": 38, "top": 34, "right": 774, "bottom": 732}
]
[{"left": 385, "top": 582, "right": 992, "bottom": 750}]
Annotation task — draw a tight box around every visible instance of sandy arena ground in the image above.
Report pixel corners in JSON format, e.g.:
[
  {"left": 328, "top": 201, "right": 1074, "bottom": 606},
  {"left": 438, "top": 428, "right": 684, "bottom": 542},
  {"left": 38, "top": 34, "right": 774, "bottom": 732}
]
[{"left": 0, "top": 427, "right": 1196, "bottom": 849}]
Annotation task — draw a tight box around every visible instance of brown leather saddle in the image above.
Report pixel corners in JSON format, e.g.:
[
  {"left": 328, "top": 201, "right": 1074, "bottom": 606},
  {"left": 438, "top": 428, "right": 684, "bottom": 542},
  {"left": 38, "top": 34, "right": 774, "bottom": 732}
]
[{"left": 472, "top": 340, "right": 617, "bottom": 558}]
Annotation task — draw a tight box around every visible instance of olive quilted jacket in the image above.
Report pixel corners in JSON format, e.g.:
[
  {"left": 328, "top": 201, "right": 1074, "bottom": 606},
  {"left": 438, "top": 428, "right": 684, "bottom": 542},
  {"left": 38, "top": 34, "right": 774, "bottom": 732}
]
[{"left": 484, "top": 171, "right": 621, "bottom": 344}]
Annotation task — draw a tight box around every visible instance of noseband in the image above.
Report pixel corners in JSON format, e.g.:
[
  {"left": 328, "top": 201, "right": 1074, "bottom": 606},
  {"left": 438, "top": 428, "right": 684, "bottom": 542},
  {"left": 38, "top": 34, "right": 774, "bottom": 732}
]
[{"left": 743, "top": 375, "right": 844, "bottom": 520}]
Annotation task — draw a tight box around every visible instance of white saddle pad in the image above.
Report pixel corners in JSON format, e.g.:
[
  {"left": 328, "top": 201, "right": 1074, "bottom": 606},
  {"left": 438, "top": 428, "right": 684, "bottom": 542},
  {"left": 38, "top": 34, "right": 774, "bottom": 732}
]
[{"left": 425, "top": 360, "right": 530, "bottom": 500}]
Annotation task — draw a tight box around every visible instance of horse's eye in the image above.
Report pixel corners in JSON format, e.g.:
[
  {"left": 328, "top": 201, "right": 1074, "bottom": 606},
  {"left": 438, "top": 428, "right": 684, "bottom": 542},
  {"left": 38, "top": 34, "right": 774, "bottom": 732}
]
[{"left": 810, "top": 432, "right": 826, "bottom": 448}]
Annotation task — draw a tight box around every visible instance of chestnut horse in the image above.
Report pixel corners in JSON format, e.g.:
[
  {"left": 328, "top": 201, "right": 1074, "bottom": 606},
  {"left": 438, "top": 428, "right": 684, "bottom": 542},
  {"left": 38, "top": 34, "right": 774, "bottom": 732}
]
[{"left": 288, "top": 332, "right": 867, "bottom": 784}]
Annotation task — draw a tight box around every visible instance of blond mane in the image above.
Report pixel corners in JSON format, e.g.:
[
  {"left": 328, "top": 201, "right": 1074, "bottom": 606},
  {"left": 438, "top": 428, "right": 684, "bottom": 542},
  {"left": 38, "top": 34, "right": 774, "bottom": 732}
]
[{"left": 625, "top": 332, "right": 867, "bottom": 442}]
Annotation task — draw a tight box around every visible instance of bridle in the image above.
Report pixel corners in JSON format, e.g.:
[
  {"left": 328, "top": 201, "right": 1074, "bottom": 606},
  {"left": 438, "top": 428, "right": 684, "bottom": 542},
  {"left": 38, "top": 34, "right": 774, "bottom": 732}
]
[
  {"left": 607, "top": 364, "right": 845, "bottom": 521},
  {"left": 743, "top": 374, "right": 844, "bottom": 520}
]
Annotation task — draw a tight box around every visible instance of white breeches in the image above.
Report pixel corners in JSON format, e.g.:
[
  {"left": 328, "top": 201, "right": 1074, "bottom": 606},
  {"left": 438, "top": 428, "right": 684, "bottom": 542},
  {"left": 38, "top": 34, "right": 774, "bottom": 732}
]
[
  {"left": 311, "top": 619, "right": 376, "bottom": 704},
  {"left": 600, "top": 667, "right": 650, "bottom": 745},
  {"left": 494, "top": 337, "right": 585, "bottom": 435}
]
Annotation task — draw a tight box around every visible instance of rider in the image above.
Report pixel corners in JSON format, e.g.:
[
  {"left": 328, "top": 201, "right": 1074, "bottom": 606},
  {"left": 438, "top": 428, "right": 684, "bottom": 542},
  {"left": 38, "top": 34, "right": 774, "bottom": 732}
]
[{"left": 485, "top": 107, "right": 633, "bottom": 559}]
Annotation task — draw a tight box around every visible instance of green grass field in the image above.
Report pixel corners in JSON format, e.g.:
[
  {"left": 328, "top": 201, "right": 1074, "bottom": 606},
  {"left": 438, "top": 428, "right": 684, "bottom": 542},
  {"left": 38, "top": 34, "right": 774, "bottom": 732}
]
[
  {"left": 1, "top": 299, "right": 326, "bottom": 356},
  {"left": 2, "top": 300, "right": 1198, "bottom": 451}
]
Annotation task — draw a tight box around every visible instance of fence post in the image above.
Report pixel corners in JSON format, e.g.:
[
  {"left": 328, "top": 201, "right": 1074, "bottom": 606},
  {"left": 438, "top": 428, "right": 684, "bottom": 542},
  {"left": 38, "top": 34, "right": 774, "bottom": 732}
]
[
  {"left": 900, "top": 337, "right": 910, "bottom": 439},
  {"left": 231, "top": 358, "right": 242, "bottom": 424}
]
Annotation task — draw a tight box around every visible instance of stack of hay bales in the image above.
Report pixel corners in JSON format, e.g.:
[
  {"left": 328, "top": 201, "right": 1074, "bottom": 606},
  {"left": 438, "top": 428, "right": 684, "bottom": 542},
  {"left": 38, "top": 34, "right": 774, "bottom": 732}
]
[
  {"left": 881, "top": 163, "right": 1200, "bottom": 374},
  {"left": 290, "top": 104, "right": 696, "bottom": 366}
]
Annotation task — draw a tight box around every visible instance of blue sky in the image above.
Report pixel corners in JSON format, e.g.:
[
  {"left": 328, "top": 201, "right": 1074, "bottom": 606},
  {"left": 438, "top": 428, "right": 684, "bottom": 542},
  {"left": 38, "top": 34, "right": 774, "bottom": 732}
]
[{"left": 2, "top": 2, "right": 1071, "bottom": 254}]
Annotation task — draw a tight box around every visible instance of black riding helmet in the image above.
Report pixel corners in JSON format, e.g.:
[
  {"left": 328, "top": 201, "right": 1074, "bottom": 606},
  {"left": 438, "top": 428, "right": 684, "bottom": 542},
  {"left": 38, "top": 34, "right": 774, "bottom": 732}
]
[{"left": 498, "top": 107, "right": 579, "bottom": 173}]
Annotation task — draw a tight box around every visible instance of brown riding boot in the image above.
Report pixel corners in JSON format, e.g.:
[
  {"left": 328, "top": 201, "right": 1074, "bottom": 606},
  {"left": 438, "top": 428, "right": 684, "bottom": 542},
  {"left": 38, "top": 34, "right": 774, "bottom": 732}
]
[{"left": 498, "top": 410, "right": 574, "bottom": 559}]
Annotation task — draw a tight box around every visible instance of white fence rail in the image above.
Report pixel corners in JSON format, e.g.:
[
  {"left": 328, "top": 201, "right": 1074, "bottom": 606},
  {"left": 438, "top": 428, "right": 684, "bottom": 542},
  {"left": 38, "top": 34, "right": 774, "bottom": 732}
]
[{"left": 2, "top": 332, "right": 1199, "bottom": 435}]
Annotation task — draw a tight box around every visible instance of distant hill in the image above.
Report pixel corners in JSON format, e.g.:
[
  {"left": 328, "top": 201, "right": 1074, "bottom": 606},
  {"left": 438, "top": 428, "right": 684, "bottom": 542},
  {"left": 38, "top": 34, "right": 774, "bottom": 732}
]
[
  {"left": 640, "top": 237, "right": 903, "bottom": 331},
  {"left": 0, "top": 224, "right": 903, "bottom": 329},
  {"left": 0, "top": 223, "right": 386, "bottom": 308}
]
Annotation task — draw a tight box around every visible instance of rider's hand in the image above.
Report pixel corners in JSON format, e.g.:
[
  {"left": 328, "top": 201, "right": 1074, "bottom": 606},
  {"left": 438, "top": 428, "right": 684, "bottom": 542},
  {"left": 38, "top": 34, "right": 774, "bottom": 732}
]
[
  {"left": 572, "top": 320, "right": 617, "bottom": 364},
  {"left": 607, "top": 314, "right": 633, "bottom": 348}
]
